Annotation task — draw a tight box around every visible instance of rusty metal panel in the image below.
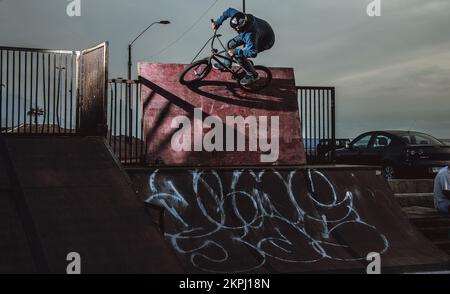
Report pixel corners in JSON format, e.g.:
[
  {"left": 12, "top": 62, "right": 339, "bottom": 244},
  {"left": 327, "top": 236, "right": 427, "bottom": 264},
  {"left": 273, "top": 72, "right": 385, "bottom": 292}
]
[
  {"left": 0, "top": 152, "right": 10, "bottom": 187},
  {"left": 0, "top": 136, "right": 183, "bottom": 274},
  {"left": 133, "top": 167, "right": 448, "bottom": 273},
  {"left": 78, "top": 42, "right": 108, "bottom": 136},
  {"left": 0, "top": 145, "right": 37, "bottom": 274},
  {"left": 0, "top": 185, "right": 36, "bottom": 273},
  {"left": 0, "top": 191, "right": 37, "bottom": 274},
  {"left": 138, "top": 63, "right": 305, "bottom": 167}
]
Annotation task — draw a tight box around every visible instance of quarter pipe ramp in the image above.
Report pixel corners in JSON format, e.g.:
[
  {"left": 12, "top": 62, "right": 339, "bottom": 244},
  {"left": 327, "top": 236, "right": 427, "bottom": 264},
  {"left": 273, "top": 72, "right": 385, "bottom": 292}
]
[{"left": 0, "top": 136, "right": 182, "bottom": 274}]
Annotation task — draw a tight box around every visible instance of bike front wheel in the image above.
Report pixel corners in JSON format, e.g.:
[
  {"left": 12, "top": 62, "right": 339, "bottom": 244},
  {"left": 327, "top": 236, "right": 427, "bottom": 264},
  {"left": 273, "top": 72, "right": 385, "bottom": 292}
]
[
  {"left": 239, "top": 65, "right": 272, "bottom": 92},
  {"left": 179, "top": 59, "right": 212, "bottom": 85}
]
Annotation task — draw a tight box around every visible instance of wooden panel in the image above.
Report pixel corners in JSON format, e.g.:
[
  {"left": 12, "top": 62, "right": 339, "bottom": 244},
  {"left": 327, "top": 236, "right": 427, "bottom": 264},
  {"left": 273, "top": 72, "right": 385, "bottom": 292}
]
[{"left": 139, "top": 63, "right": 306, "bottom": 167}]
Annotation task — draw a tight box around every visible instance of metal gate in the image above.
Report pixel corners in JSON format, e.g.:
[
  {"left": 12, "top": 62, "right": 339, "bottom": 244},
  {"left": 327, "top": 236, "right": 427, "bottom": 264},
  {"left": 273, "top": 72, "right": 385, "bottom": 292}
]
[
  {"left": 0, "top": 47, "right": 77, "bottom": 134},
  {"left": 77, "top": 42, "right": 109, "bottom": 136},
  {"left": 1, "top": 42, "right": 109, "bottom": 136}
]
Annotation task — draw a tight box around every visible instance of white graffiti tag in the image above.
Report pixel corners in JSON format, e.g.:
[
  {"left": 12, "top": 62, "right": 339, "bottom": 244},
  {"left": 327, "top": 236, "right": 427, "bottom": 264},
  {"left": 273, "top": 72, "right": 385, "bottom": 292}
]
[{"left": 146, "top": 169, "right": 389, "bottom": 273}]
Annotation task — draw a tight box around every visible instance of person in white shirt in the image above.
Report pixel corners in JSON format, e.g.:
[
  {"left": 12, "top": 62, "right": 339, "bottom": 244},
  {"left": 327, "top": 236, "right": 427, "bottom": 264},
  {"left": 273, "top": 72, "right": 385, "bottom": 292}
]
[{"left": 434, "top": 166, "right": 450, "bottom": 214}]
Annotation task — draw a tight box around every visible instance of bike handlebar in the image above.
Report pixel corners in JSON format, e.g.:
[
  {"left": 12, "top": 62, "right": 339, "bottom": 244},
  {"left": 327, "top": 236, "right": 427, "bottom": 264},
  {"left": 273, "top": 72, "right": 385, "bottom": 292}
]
[
  {"left": 210, "top": 20, "right": 222, "bottom": 50},
  {"left": 189, "top": 20, "right": 227, "bottom": 63}
]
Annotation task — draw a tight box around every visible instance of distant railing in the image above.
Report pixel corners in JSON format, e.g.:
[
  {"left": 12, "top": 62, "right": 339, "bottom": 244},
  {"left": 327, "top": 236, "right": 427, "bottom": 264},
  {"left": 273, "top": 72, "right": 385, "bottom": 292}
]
[
  {"left": 107, "top": 79, "right": 146, "bottom": 165},
  {"left": 0, "top": 47, "right": 78, "bottom": 134},
  {"left": 297, "top": 86, "right": 336, "bottom": 163}
]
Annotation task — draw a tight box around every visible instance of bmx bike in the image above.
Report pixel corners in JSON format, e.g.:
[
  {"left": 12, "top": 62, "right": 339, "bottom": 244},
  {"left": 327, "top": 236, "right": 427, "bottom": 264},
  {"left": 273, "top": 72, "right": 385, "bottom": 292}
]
[{"left": 179, "top": 21, "right": 272, "bottom": 92}]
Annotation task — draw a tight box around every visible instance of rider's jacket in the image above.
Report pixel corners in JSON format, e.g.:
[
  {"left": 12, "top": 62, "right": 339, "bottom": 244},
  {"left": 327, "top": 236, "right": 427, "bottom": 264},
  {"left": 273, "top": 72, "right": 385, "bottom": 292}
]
[{"left": 214, "top": 7, "right": 275, "bottom": 58}]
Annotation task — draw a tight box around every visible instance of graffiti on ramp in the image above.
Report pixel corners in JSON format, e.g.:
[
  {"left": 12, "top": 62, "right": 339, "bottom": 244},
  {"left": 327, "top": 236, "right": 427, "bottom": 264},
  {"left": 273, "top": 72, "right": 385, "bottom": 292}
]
[{"left": 145, "top": 169, "right": 390, "bottom": 273}]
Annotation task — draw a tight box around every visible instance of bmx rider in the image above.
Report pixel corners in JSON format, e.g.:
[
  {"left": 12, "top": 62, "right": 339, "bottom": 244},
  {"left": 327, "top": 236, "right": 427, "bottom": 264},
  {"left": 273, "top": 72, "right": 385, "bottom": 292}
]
[{"left": 212, "top": 7, "right": 275, "bottom": 86}]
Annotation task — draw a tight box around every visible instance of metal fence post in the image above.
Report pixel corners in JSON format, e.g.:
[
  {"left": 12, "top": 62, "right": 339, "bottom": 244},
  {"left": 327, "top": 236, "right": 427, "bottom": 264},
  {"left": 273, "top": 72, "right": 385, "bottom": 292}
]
[{"left": 331, "top": 88, "right": 336, "bottom": 161}]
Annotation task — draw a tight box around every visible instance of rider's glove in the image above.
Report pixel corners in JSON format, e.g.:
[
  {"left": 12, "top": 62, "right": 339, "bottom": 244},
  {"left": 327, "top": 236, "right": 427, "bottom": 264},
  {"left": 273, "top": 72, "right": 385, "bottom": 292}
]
[{"left": 211, "top": 21, "right": 220, "bottom": 30}]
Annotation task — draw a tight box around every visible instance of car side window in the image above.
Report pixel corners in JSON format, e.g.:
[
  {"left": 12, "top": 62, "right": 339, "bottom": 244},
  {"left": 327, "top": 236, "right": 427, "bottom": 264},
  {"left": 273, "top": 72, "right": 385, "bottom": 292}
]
[
  {"left": 352, "top": 135, "right": 372, "bottom": 148},
  {"left": 413, "top": 135, "right": 434, "bottom": 145},
  {"left": 401, "top": 136, "right": 411, "bottom": 145},
  {"left": 371, "top": 135, "right": 392, "bottom": 148}
]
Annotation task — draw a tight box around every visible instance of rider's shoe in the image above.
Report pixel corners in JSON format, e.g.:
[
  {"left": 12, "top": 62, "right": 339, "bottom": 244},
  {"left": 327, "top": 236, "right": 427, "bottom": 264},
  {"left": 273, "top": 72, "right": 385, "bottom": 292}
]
[
  {"left": 213, "top": 62, "right": 229, "bottom": 72},
  {"left": 240, "top": 74, "right": 260, "bottom": 86}
]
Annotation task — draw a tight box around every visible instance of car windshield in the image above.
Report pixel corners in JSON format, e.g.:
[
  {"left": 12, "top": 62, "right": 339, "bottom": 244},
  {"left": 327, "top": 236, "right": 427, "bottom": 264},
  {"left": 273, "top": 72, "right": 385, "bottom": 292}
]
[
  {"left": 400, "top": 133, "right": 443, "bottom": 146},
  {"left": 352, "top": 135, "right": 372, "bottom": 148}
]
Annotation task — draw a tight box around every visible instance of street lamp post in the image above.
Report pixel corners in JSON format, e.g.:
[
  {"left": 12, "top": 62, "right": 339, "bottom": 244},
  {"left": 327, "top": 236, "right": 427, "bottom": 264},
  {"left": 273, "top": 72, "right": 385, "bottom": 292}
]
[
  {"left": 126, "top": 20, "right": 170, "bottom": 145},
  {"left": 128, "top": 20, "right": 170, "bottom": 80},
  {"left": 243, "top": 0, "right": 246, "bottom": 12}
]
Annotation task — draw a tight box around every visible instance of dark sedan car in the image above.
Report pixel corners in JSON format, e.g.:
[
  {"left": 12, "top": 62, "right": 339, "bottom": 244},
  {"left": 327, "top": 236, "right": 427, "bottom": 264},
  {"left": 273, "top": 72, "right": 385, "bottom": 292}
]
[{"left": 334, "top": 131, "right": 450, "bottom": 179}]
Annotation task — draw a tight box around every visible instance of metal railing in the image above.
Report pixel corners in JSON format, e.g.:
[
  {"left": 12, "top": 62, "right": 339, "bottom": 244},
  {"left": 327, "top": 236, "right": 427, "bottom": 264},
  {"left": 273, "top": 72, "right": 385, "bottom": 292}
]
[
  {"left": 297, "top": 86, "right": 336, "bottom": 163},
  {"left": 0, "top": 45, "right": 336, "bottom": 167},
  {"left": 107, "top": 79, "right": 146, "bottom": 165},
  {"left": 0, "top": 47, "right": 78, "bottom": 134}
]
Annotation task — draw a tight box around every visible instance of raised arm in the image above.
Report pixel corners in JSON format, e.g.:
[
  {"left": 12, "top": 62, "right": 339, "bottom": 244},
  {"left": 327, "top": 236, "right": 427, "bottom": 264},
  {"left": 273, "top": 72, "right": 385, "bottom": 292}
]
[{"left": 214, "top": 7, "right": 240, "bottom": 26}]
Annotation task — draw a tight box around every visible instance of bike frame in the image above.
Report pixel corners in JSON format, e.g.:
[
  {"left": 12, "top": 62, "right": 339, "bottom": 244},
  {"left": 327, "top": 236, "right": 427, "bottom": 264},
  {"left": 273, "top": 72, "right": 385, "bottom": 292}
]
[
  {"left": 182, "top": 24, "right": 271, "bottom": 91},
  {"left": 193, "top": 30, "right": 246, "bottom": 78}
]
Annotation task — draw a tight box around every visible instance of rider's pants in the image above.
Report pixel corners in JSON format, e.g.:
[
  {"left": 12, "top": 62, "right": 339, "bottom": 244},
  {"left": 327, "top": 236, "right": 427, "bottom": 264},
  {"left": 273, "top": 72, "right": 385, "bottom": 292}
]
[{"left": 225, "top": 37, "right": 258, "bottom": 77}]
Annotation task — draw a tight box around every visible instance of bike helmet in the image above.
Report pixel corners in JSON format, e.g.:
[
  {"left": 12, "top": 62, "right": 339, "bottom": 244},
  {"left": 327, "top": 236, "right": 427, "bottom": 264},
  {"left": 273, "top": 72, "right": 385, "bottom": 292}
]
[{"left": 230, "top": 12, "right": 248, "bottom": 32}]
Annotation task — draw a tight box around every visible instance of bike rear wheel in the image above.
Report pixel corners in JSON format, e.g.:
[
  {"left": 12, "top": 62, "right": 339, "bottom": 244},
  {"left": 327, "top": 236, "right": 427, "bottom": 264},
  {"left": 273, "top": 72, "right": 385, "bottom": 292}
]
[
  {"left": 239, "top": 65, "right": 272, "bottom": 92},
  {"left": 179, "top": 59, "right": 212, "bottom": 85}
]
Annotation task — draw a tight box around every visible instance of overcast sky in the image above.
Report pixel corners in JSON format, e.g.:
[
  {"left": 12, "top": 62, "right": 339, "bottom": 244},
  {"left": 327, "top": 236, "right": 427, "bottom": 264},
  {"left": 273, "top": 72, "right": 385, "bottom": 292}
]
[{"left": 0, "top": 0, "right": 449, "bottom": 138}]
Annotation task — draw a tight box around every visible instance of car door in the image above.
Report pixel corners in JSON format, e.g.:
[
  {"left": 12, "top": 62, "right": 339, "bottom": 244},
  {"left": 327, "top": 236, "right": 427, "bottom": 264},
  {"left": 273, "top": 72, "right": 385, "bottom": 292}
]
[
  {"left": 340, "top": 133, "right": 374, "bottom": 164},
  {"left": 365, "top": 133, "right": 393, "bottom": 165}
]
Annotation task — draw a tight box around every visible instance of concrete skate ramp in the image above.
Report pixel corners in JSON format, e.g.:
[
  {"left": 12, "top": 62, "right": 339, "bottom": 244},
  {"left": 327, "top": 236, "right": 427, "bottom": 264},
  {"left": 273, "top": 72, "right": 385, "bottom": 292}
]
[
  {"left": 138, "top": 63, "right": 305, "bottom": 167},
  {"left": 0, "top": 136, "right": 182, "bottom": 274},
  {"left": 138, "top": 166, "right": 448, "bottom": 273}
]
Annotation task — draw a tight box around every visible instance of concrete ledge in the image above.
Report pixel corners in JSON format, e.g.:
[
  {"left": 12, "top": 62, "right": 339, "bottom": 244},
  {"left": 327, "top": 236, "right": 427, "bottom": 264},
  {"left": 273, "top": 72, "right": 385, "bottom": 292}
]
[
  {"left": 395, "top": 193, "right": 435, "bottom": 208},
  {"left": 389, "top": 179, "right": 434, "bottom": 194}
]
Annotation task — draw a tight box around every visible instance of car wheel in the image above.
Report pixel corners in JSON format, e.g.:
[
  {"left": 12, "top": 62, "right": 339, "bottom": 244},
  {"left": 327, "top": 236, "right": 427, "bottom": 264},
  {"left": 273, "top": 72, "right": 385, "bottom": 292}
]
[{"left": 382, "top": 165, "right": 396, "bottom": 180}]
